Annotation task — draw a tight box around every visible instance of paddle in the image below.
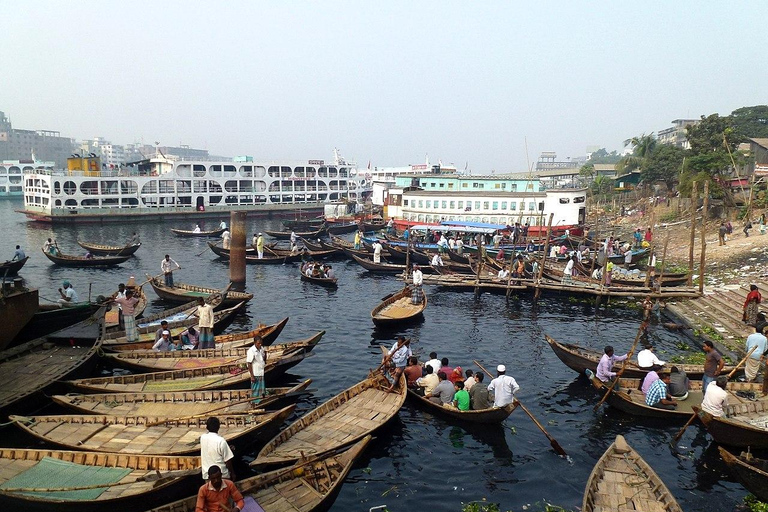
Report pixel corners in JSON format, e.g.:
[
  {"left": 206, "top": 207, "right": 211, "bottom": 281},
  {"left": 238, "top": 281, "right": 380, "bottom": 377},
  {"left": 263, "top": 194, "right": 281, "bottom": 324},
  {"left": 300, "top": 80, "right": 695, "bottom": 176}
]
[
  {"left": 593, "top": 319, "right": 648, "bottom": 411},
  {"left": 473, "top": 359, "right": 568, "bottom": 457},
  {"left": 672, "top": 345, "right": 758, "bottom": 444},
  {"left": 196, "top": 244, "right": 212, "bottom": 257}
]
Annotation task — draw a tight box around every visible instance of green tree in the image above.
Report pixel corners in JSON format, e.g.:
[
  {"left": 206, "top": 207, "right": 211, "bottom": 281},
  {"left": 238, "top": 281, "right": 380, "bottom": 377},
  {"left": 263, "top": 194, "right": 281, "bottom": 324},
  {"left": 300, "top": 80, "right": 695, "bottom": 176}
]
[
  {"left": 730, "top": 105, "right": 768, "bottom": 138},
  {"left": 579, "top": 162, "right": 595, "bottom": 185},
  {"left": 685, "top": 113, "right": 743, "bottom": 177},
  {"left": 591, "top": 175, "right": 613, "bottom": 196},
  {"left": 587, "top": 148, "right": 622, "bottom": 164},
  {"left": 618, "top": 134, "right": 657, "bottom": 174},
  {"left": 643, "top": 144, "right": 687, "bottom": 190}
]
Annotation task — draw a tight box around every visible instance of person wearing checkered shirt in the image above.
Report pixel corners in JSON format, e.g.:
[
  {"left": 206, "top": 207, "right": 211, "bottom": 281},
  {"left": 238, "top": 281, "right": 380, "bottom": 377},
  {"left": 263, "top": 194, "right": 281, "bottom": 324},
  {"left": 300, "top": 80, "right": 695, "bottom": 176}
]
[{"left": 645, "top": 372, "right": 677, "bottom": 410}]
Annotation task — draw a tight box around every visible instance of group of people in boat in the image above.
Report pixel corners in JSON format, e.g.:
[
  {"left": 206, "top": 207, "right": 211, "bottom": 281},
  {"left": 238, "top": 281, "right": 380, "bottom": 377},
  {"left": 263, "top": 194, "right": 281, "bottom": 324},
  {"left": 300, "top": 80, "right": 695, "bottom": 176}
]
[
  {"left": 383, "top": 337, "right": 519, "bottom": 411},
  {"left": 150, "top": 297, "right": 215, "bottom": 350},
  {"left": 301, "top": 261, "right": 334, "bottom": 279}
]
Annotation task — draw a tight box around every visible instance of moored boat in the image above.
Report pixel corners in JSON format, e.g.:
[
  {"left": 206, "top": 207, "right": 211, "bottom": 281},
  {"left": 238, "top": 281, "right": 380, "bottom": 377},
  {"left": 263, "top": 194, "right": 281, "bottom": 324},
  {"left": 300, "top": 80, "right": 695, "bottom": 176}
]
[
  {"left": 0, "top": 278, "right": 39, "bottom": 349},
  {"left": 147, "top": 436, "right": 372, "bottom": 512},
  {"left": 52, "top": 379, "right": 312, "bottom": 416},
  {"left": 14, "top": 302, "right": 101, "bottom": 344},
  {"left": 146, "top": 275, "right": 253, "bottom": 305},
  {"left": 265, "top": 226, "right": 326, "bottom": 240},
  {"left": 76, "top": 240, "right": 142, "bottom": 256},
  {"left": 207, "top": 241, "right": 257, "bottom": 258},
  {"left": 695, "top": 401, "right": 768, "bottom": 448},
  {"left": 326, "top": 221, "right": 358, "bottom": 234},
  {"left": 42, "top": 249, "right": 131, "bottom": 267},
  {"left": 371, "top": 286, "right": 427, "bottom": 327},
  {"left": 545, "top": 335, "right": 734, "bottom": 379},
  {"left": 0, "top": 256, "right": 29, "bottom": 276},
  {"left": 583, "top": 435, "right": 682, "bottom": 512},
  {"left": 350, "top": 254, "right": 409, "bottom": 274},
  {"left": 0, "top": 448, "right": 201, "bottom": 512},
  {"left": 718, "top": 446, "right": 768, "bottom": 502},
  {"left": 170, "top": 227, "right": 225, "bottom": 237},
  {"left": 10, "top": 407, "right": 295, "bottom": 456},
  {"left": 253, "top": 372, "right": 405, "bottom": 467}
]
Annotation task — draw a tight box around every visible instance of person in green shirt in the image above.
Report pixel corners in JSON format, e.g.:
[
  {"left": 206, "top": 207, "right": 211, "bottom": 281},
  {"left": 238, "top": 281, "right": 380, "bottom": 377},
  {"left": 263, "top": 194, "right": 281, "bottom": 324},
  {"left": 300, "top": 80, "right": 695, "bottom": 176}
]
[{"left": 452, "top": 380, "right": 470, "bottom": 411}]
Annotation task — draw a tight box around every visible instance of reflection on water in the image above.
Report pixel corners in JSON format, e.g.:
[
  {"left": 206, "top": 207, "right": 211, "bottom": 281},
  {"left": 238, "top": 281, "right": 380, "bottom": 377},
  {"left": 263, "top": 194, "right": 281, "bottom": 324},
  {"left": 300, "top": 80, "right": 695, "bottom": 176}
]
[{"left": 0, "top": 201, "right": 752, "bottom": 512}]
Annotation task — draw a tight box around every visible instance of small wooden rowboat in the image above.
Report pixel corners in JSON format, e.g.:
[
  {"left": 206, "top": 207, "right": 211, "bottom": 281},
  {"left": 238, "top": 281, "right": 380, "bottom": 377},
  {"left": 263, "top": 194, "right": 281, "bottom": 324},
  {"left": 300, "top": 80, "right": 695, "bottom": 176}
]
[
  {"left": 0, "top": 307, "right": 105, "bottom": 417},
  {"left": 42, "top": 249, "right": 131, "bottom": 267},
  {"left": 76, "top": 240, "right": 142, "bottom": 256},
  {"left": 147, "top": 276, "right": 253, "bottom": 305},
  {"left": 586, "top": 371, "right": 765, "bottom": 420},
  {"left": 253, "top": 372, "right": 405, "bottom": 467},
  {"left": 545, "top": 335, "right": 734, "bottom": 379},
  {"left": 351, "top": 254, "right": 409, "bottom": 274},
  {"left": 65, "top": 351, "right": 312, "bottom": 393},
  {"left": 170, "top": 227, "right": 225, "bottom": 237},
  {"left": 102, "top": 331, "right": 324, "bottom": 372},
  {"left": 583, "top": 435, "right": 682, "bottom": 512},
  {"left": 718, "top": 446, "right": 768, "bottom": 502},
  {"left": 207, "top": 241, "right": 257, "bottom": 258},
  {"left": 0, "top": 256, "right": 29, "bottom": 276},
  {"left": 265, "top": 226, "right": 326, "bottom": 240},
  {"left": 695, "top": 400, "right": 768, "bottom": 448},
  {"left": 0, "top": 448, "right": 201, "bottom": 512},
  {"left": 103, "top": 316, "right": 289, "bottom": 351},
  {"left": 325, "top": 222, "right": 358, "bottom": 235},
  {"left": 10, "top": 407, "right": 295, "bottom": 456},
  {"left": 52, "top": 379, "right": 312, "bottom": 416},
  {"left": 300, "top": 273, "right": 338, "bottom": 288},
  {"left": 147, "top": 436, "right": 371, "bottom": 512},
  {"left": 14, "top": 302, "right": 101, "bottom": 343},
  {"left": 103, "top": 299, "right": 216, "bottom": 342},
  {"left": 371, "top": 287, "right": 427, "bottom": 328}
]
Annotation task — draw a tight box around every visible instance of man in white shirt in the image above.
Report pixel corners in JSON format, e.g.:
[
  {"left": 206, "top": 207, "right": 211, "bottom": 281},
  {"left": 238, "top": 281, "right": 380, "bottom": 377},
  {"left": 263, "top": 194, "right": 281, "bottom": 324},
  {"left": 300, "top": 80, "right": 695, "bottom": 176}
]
[
  {"left": 246, "top": 336, "right": 267, "bottom": 405},
  {"left": 219, "top": 220, "right": 227, "bottom": 230},
  {"left": 416, "top": 365, "right": 439, "bottom": 396},
  {"left": 424, "top": 352, "right": 441, "bottom": 375},
  {"left": 221, "top": 229, "right": 231, "bottom": 249},
  {"left": 153, "top": 330, "right": 173, "bottom": 351},
  {"left": 193, "top": 224, "right": 202, "bottom": 234},
  {"left": 196, "top": 298, "right": 215, "bottom": 349},
  {"left": 701, "top": 376, "right": 728, "bottom": 417},
  {"left": 456, "top": 238, "right": 464, "bottom": 254},
  {"left": 745, "top": 327, "right": 767, "bottom": 382},
  {"left": 290, "top": 231, "right": 297, "bottom": 246},
  {"left": 57, "top": 280, "right": 79, "bottom": 307},
  {"left": 464, "top": 369, "right": 477, "bottom": 391},
  {"left": 496, "top": 266, "right": 510, "bottom": 282},
  {"left": 411, "top": 264, "right": 423, "bottom": 304},
  {"left": 431, "top": 253, "right": 444, "bottom": 267},
  {"left": 448, "top": 237, "right": 456, "bottom": 250},
  {"left": 161, "top": 254, "right": 180, "bottom": 286},
  {"left": 487, "top": 364, "right": 520, "bottom": 408},
  {"left": 372, "top": 241, "right": 383, "bottom": 263},
  {"left": 384, "top": 337, "right": 411, "bottom": 391},
  {"left": 562, "top": 255, "right": 574, "bottom": 284},
  {"left": 200, "top": 416, "right": 235, "bottom": 481},
  {"left": 637, "top": 344, "right": 665, "bottom": 371}
]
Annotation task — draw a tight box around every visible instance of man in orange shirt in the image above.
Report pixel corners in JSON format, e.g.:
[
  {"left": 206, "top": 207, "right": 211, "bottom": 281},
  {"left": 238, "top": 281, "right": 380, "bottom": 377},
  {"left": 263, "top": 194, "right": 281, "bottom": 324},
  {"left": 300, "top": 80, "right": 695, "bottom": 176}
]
[{"left": 195, "top": 465, "right": 245, "bottom": 512}]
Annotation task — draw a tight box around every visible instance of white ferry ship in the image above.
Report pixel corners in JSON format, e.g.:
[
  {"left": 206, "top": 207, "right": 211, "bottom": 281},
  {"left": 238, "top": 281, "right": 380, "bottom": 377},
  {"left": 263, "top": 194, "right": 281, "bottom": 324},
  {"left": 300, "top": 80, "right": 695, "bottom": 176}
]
[
  {"left": 1, "top": 160, "right": 55, "bottom": 199},
  {"left": 21, "top": 149, "right": 370, "bottom": 223}
]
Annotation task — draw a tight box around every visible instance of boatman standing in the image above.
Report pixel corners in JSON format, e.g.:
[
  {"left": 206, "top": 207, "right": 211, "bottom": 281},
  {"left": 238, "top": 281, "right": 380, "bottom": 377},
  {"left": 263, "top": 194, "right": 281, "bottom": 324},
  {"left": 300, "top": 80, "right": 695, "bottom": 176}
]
[
  {"left": 411, "top": 264, "right": 423, "bottom": 304},
  {"left": 113, "top": 289, "right": 140, "bottom": 343},
  {"left": 221, "top": 229, "right": 231, "bottom": 250},
  {"left": 256, "top": 233, "right": 264, "bottom": 259},
  {"left": 372, "top": 240, "right": 383, "bottom": 263},
  {"left": 247, "top": 335, "right": 267, "bottom": 406},
  {"left": 596, "top": 345, "right": 628, "bottom": 382},
  {"left": 200, "top": 416, "right": 237, "bottom": 483},
  {"left": 196, "top": 297, "right": 215, "bottom": 349},
  {"left": 219, "top": 220, "right": 227, "bottom": 231},
  {"left": 290, "top": 230, "right": 297, "bottom": 247},
  {"left": 487, "top": 364, "right": 519, "bottom": 407},
  {"left": 161, "top": 254, "right": 180, "bottom": 287}
]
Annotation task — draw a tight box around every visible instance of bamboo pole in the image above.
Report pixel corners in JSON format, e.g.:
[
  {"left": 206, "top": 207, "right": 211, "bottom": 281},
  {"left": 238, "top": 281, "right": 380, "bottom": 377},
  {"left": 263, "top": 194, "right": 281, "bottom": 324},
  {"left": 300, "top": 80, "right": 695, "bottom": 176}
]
[
  {"left": 688, "top": 181, "right": 697, "bottom": 286},
  {"left": 657, "top": 235, "right": 670, "bottom": 289},
  {"left": 699, "top": 181, "right": 709, "bottom": 295},
  {"left": 535, "top": 213, "right": 554, "bottom": 299}
]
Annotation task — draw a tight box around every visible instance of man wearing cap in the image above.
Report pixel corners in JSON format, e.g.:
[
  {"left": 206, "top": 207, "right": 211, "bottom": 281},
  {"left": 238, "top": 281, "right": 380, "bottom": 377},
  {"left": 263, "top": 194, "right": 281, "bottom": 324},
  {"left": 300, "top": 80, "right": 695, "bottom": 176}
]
[
  {"left": 411, "top": 264, "right": 423, "bottom": 304},
  {"left": 57, "top": 281, "right": 79, "bottom": 307},
  {"left": 637, "top": 343, "right": 665, "bottom": 371},
  {"left": 256, "top": 233, "right": 264, "bottom": 259},
  {"left": 153, "top": 330, "right": 173, "bottom": 351},
  {"left": 154, "top": 320, "right": 170, "bottom": 342},
  {"left": 487, "top": 364, "right": 519, "bottom": 408}
]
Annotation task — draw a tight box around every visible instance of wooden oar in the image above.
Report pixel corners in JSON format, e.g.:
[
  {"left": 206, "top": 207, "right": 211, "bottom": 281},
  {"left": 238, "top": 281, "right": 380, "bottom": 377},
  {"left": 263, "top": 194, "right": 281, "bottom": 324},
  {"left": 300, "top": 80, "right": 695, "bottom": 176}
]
[
  {"left": 672, "top": 345, "right": 757, "bottom": 444},
  {"left": 145, "top": 396, "right": 266, "bottom": 427},
  {"left": 473, "top": 359, "right": 567, "bottom": 457},
  {"left": 593, "top": 319, "right": 648, "bottom": 411},
  {"left": 196, "top": 244, "right": 212, "bottom": 257}
]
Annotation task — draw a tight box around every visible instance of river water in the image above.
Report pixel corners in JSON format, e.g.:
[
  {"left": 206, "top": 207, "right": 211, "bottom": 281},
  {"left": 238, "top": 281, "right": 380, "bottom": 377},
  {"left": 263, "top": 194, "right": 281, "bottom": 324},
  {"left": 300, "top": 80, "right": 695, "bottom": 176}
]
[{"left": 0, "top": 200, "right": 750, "bottom": 511}]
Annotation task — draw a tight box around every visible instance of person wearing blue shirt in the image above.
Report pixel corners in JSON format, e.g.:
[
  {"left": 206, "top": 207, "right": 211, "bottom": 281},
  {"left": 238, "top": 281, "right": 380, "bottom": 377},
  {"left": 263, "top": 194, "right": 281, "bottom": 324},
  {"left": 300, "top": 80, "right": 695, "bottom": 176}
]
[
  {"left": 645, "top": 372, "right": 677, "bottom": 410},
  {"left": 11, "top": 245, "right": 25, "bottom": 261}
]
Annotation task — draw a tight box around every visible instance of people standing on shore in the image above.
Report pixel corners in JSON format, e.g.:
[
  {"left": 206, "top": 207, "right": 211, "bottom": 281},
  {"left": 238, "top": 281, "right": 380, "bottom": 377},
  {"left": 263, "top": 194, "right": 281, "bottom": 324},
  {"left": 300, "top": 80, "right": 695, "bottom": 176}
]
[
  {"left": 196, "top": 297, "right": 215, "bottom": 349},
  {"left": 57, "top": 280, "right": 79, "bottom": 306},
  {"left": 161, "top": 254, "right": 180, "bottom": 286},
  {"left": 718, "top": 222, "right": 727, "bottom": 246},
  {"left": 743, "top": 284, "right": 762, "bottom": 325},
  {"left": 644, "top": 227, "right": 653, "bottom": 244}
]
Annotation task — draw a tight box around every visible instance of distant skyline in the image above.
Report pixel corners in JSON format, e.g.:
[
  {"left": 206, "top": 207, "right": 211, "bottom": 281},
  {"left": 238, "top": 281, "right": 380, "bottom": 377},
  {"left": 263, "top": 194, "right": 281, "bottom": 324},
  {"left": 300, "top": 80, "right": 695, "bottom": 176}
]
[{"left": 1, "top": 1, "right": 765, "bottom": 171}]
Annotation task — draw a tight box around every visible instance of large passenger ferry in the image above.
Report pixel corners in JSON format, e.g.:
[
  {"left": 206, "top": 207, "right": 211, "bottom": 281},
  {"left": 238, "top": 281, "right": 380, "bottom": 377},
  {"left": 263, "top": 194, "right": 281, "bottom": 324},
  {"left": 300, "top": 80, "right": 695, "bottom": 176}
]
[
  {"left": 1, "top": 160, "right": 55, "bottom": 199},
  {"left": 21, "top": 149, "right": 370, "bottom": 223}
]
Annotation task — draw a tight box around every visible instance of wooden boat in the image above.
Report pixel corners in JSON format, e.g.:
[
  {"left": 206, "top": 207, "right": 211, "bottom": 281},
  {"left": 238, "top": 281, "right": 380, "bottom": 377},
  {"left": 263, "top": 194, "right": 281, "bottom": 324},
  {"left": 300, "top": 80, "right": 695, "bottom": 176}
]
[
  {"left": 371, "top": 287, "right": 427, "bottom": 327},
  {"left": 52, "top": 379, "right": 312, "bottom": 416},
  {"left": 384, "top": 244, "right": 431, "bottom": 265},
  {"left": 282, "top": 218, "right": 324, "bottom": 230},
  {"left": 718, "top": 446, "right": 768, "bottom": 502},
  {"left": 147, "top": 436, "right": 371, "bottom": 512},
  {"left": 10, "top": 407, "right": 295, "bottom": 456},
  {"left": 351, "top": 254, "right": 410, "bottom": 274},
  {"left": 329, "top": 234, "right": 356, "bottom": 249},
  {"left": 105, "top": 287, "right": 149, "bottom": 331},
  {"left": 42, "top": 249, "right": 131, "bottom": 267},
  {"left": 76, "top": 240, "right": 142, "bottom": 256},
  {"left": 207, "top": 241, "right": 257, "bottom": 257},
  {"left": 583, "top": 435, "right": 682, "bottom": 512},
  {"left": 170, "top": 227, "right": 225, "bottom": 237},
  {"left": 147, "top": 275, "right": 253, "bottom": 305},
  {"left": 361, "top": 220, "right": 386, "bottom": 232},
  {"left": 545, "top": 335, "right": 734, "bottom": 379},
  {"left": 0, "top": 448, "right": 200, "bottom": 512},
  {"left": 265, "top": 226, "right": 326, "bottom": 240},
  {"left": 103, "top": 315, "right": 288, "bottom": 351},
  {"left": 299, "top": 237, "right": 325, "bottom": 251},
  {"left": 447, "top": 248, "right": 470, "bottom": 264},
  {"left": 14, "top": 302, "right": 101, "bottom": 343},
  {"left": 301, "top": 272, "right": 338, "bottom": 288},
  {"left": 326, "top": 221, "right": 358, "bottom": 235},
  {"left": 586, "top": 371, "right": 765, "bottom": 419},
  {"left": 254, "top": 373, "right": 405, "bottom": 467},
  {"left": 65, "top": 351, "right": 312, "bottom": 393},
  {"left": 0, "top": 279, "right": 38, "bottom": 350},
  {"left": 0, "top": 256, "right": 29, "bottom": 276},
  {"left": 102, "top": 331, "right": 324, "bottom": 372},
  {"left": 104, "top": 301, "right": 208, "bottom": 341},
  {"left": 695, "top": 401, "right": 768, "bottom": 448},
  {"left": 607, "top": 248, "right": 650, "bottom": 264},
  {"left": 0, "top": 307, "right": 105, "bottom": 417},
  {"left": 268, "top": 246, "right": 338, "bottom": 259}
]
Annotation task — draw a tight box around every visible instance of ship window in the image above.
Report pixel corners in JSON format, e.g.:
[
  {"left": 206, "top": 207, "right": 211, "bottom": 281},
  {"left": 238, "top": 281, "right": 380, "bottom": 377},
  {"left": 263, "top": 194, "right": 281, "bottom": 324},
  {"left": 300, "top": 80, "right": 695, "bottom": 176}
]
[
  {"left": 474, "top": 201, "right": 480, "bottom": 210},
  {"left": 176, "top": 164, "right": 192, "bottom": 178},
  {"left": 418, "top": 200, "right": 423, "bottom": 208},
  {"left": 268, "top": 166, "right": 280, "bottom": 178},
  {"left": 483, "top": 201, "right": 489, "bottom": 210},
  {"left": 442, "top": 201, "right": 447, "bottom": 208},
  {"left": 100, "top": 181, "right": 118, "bottom": 194},
  {"left": 209, "top": 195, "right": 222, "bottom": 205},
  {"left": 209, "top": 165, "right": 222, "bottom": 177},
  {"left": 450, "top": 201, "right": 455, "bottom": 209},
  {"left": 426, "top": 200, "right": 431, "bottom": 208},
  {"left": 529, "top": 202, "right": 535, "bottom": 211},
  {"left": 102, "top": 198, "right": 119, "bottom": 206},
  {"left": 328, "top": 167, "right": 338, "bottom": 178},
  {"left": 492, "top": 201, "right": 498, "bottom": 210},
  {"left": 120, "top": 180, "right": 138, "bottom": 194},
  {"left": 305, "top": 167, "right": 315, "bottom": 178},
  {"left": 439, "top": 183, "right": 444, "bottom": 188},
  {"left": 225, "top": 196, "right": 238, "bottom": 204},
  {"left": 573, "top": 196, "right": 585, "bottom": 203},
  {"left": 81, "top": 198, "right": 99, "bottom": 207},
  {"left": 462, "top": 183, "right": 468, "bottom": 188},
  {"left": 65, "top": 199, "right": 77, "bottom": 207},
  {"left": 239, "top": 166, "right": 253, "bottom": 177},
  {"left": 294, "top": 167, "right": 305, "bottom": 178},
  {"left": 141, "top": 182, "right": 158, "bottom": 194},
  {"left": 81, "top": 181, "right": 98, "bottom": 195},
  {"left": 208, "top": 181, "right": 222, "bottom": 193},
  {"left": 223, "top": 165, "right": 237, "bottom": 177},
  {"left": 121, "top": 198, "right": 139, "bottom": 206},
  {"left": 53, "top": 181, "right": 61, "bottom": 194},
  {"left": 177, "top": 180, "right": 191, "bottom": 193},
  {"left": 559, "top": 198, "right": 570, "bottom": 204},
  {"left": 193, "top": 165, "right": 206, "bottom": 177},
  {"left": 193, "top": 180, "right": 207, "bottom": 193},
  {"left": 458, "top": 201, "right": 463, "bottom": 209},
  {"left": 403, "top": 199, "right": 409, "bottom": 206},
  {"left": 159, "top": 180, "right": 175, "bottom": 193},
  {"left": 55, "top": 199, "right": 61, "bottom": 206},
  {"left": 225, "top": 180, "right": 238, "bottom": 192},
  {"left": 253, "top": 166, "right": 266, "bottom": 178},
  {"left": 281, "top": 166, "right": 292, "bottom": 178},
  {"left": 538, "top": 202, "right": 545, "bottom": 211},
  {"left": 239, "top": 181, "right": 253, "bottom": 192}
]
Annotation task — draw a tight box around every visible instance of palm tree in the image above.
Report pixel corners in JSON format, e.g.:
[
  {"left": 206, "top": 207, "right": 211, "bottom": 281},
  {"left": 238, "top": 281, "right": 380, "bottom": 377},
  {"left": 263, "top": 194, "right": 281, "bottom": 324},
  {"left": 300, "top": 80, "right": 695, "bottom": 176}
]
[{"left": 618, "top": 133, "right": 657, "bottom": 174}]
